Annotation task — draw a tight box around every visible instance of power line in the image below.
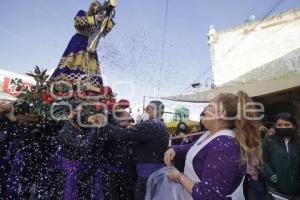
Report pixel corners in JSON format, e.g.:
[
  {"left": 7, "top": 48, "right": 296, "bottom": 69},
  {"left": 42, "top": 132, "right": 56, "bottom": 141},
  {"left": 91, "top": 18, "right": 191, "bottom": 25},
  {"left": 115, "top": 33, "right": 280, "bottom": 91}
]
[
  {"left": 164, "top": 0, "right": 285, "bottom": 102},
  {"left": 263, "top": 0, "right": 285, "bottom": 18}
]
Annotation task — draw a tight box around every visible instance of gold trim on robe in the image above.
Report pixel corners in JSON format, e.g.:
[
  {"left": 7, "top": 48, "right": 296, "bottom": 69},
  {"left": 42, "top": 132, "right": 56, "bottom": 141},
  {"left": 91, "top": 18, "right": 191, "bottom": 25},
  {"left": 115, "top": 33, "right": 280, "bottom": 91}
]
[
  {"left": 58, "top": 51, "right": 100, "bottom": 74},
  {"left": 87, "top": 16, "right": 96, "bottom": 26}
]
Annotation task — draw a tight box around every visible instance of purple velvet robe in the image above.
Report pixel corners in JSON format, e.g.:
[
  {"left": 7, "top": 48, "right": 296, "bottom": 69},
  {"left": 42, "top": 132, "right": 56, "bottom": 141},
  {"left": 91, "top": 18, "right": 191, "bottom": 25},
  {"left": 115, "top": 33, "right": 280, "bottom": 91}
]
[{"left": 173, "top": 135, "right": 246, "bottom": 200}]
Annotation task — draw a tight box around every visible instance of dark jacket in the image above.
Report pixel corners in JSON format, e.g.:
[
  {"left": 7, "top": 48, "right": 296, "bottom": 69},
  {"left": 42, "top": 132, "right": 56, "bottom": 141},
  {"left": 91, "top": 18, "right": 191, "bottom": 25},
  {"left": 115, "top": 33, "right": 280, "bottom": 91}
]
[
  {"left": 0, "top": 115, "right": 14, "bottom": 159},
  {"left": 101, "top": 115, "right": 136, "bottom": 169},
  {"left": 103, "top": 137, "right": 136, "bottom": 169},
  {"left": 262, "top": 134, "right": 300, "bottom": 195},
  {"left": 57, "top": 122, "right": 106, "bottom": 162},
  {"left": 0, "top": 115, "right": 16, "bottom": 197},
  {"left": 5, "top": 120, "right": 62, "bottom": 199},
  {"left": 100, "top": 118, "right": 169, "bottom": 164},
  {"left": 4, "top": 121, "right": 42, "bottom": 199},
  {"left": 46, "top": 122, "right": 108, "bottom": 200}
]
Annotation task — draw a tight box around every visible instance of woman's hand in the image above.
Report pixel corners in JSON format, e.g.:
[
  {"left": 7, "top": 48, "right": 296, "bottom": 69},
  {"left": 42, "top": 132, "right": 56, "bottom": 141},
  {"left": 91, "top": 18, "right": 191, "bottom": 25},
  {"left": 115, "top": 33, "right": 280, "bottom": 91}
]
[
  {"left": 88, "top": 114, "right": 107, "bottom": 127},
  {"left": 164, "top": 148, "right": 176, "bottom": 166},
  {"left": 167, "top": 167, "right": 194, "bottom": 193},
  {"left": 166, "top": 167, "right": 181, "bottom": 182},
  {"left": 87, "top": 115, "right": 97, "bottom": 124},
  {"left": 0, "top": 101, "right": 12, "bottom": 114}
]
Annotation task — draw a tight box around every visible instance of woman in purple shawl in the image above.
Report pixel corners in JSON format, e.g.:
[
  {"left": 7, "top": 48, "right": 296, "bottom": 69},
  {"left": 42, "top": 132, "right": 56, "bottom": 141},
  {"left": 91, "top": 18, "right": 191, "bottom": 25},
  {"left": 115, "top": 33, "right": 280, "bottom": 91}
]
[{"left": 164, "top": 91, "right": 262, "bottom": 200}]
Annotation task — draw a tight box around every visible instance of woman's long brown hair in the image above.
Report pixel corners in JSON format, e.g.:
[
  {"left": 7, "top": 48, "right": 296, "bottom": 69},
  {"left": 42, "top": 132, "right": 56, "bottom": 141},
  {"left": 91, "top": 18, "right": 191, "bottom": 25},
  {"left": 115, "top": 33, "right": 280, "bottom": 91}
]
[{"left": 217, "top": 91, "right": 262, "bottom": 163}]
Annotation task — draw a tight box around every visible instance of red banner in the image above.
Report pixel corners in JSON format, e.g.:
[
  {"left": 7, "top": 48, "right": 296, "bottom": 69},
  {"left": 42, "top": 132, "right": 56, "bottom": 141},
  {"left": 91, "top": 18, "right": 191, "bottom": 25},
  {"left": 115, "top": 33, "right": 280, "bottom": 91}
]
[{"left": 2, "top": 77, "right": 33, "bottom": 97}]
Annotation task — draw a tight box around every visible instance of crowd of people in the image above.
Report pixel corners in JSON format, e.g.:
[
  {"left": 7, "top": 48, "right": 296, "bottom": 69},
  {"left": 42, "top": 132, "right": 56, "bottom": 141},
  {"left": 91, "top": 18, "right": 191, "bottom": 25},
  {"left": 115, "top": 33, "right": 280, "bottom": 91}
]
[
  {"left": 0, "top": 99, "right": 169, "bottom": 200},
  {"left": 1, "top": 0, "right": 299, "bottom": 199},
  {"left": 0, "top": 91, "right": 298, "bottom": 200}
]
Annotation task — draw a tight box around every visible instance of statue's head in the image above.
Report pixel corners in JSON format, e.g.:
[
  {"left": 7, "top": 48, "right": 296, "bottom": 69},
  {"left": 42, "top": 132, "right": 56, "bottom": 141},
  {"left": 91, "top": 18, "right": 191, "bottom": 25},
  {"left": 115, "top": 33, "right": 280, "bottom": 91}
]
[{"left": 88, "top": 1, "right": 102, "bottom": 15}]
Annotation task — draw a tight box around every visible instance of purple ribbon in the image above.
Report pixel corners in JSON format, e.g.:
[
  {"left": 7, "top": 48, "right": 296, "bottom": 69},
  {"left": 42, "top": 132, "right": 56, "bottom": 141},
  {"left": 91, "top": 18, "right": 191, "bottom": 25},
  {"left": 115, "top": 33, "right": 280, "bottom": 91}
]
[
  {"left": 6, "top": 150, "right": 25, "bottom": 198},
  {"left": 92, "top": 165, "right": 104, "bottom": 200},
  {"left": 0, "top": 140, "right": 15, "bottom": 168},
  {"left": 61, "top": 159, "right": 84, "bottom": 200}
]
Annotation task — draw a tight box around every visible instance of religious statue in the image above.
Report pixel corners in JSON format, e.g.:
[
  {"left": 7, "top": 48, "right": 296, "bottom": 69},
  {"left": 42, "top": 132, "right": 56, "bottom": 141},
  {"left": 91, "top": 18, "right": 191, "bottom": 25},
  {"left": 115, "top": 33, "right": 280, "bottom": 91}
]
[{"left": 50, "top": 0, "right": 117, "bottom": 93}]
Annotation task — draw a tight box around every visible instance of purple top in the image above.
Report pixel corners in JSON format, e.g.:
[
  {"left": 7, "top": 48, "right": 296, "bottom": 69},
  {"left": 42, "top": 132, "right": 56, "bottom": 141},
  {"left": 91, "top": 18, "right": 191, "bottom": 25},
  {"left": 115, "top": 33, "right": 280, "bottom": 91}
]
[{"left": 173, "top": 135, "right": 246, "bottom": 200}]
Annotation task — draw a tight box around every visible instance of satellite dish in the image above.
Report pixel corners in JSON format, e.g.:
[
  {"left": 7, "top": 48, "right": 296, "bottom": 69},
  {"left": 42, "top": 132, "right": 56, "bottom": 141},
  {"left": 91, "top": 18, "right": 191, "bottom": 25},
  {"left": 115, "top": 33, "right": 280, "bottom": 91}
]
[{"left": 246, "top": 14, "right": 256, "bottom": 22}]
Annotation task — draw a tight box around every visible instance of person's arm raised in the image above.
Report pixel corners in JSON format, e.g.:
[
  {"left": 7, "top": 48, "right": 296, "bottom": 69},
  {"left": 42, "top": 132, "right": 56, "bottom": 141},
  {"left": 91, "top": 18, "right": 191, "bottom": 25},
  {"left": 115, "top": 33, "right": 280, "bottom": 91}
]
[{"left": 90, "top": 114, "right": 162, "bottom": 142}]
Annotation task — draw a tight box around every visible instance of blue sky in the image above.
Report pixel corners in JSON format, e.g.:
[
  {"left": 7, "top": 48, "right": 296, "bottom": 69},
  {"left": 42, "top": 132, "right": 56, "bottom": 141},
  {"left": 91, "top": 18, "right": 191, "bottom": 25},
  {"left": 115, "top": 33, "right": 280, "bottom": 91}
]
[{"left": 1, "top": 0, "right": 300, "bottom": 119}]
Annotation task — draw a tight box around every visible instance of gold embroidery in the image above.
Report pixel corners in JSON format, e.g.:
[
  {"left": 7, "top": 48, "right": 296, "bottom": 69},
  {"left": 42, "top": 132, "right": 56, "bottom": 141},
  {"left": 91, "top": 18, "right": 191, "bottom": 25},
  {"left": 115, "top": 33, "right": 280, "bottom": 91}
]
[
  {"left": 51, "top": 73, "right": 102, "bottom": 92},
  {"left": 87, "top": 16, "right": 96, "bottom": 26},
  {"left": 75, "top": 16, "right": 89, "bottom": 27},
  {"left": 107, "top": 19, "right": 114, "bottom": 29},
  {"left": 58, "top": 51, "right": 100, "bottom": 72},
  {"left": 74, "top": 13, "right": 96, "bottom": 36}
]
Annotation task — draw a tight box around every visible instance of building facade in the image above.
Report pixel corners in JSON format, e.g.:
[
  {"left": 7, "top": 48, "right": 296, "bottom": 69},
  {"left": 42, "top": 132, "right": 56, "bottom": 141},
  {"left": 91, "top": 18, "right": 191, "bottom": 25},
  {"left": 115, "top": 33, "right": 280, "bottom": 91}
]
[{"left": 208, "top": 8, "right": 300, "bottom": 86}]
